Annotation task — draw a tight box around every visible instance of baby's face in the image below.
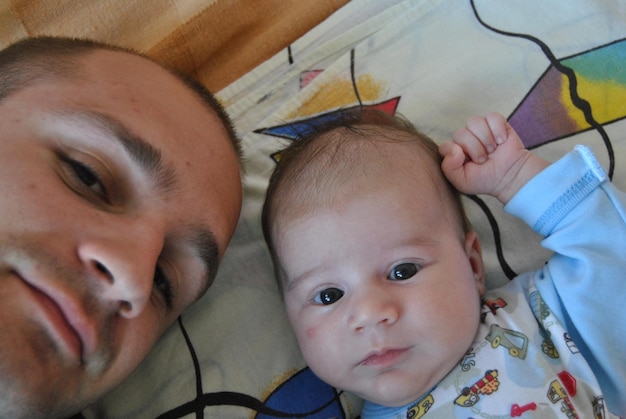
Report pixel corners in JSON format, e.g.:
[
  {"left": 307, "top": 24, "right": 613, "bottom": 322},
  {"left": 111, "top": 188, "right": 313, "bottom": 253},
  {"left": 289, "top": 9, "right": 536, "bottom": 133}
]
[{"left": 274, "top": 157, "right": 485, "bottom": 407}]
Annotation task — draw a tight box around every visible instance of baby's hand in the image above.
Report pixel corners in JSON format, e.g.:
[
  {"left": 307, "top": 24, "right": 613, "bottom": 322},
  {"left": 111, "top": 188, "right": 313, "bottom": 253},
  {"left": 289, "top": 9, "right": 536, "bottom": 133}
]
[{"left": 439, "top": 112, "right": 549, "bottom": 203}]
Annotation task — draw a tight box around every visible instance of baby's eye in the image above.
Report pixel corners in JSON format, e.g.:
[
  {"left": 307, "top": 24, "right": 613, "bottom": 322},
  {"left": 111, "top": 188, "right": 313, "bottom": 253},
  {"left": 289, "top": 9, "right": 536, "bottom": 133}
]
[
  {"left": 388, "top": 262, "right": 421, "bottom": 281},
  {"left": 314, "top": 287, "right": 344, "bottom": 305}
]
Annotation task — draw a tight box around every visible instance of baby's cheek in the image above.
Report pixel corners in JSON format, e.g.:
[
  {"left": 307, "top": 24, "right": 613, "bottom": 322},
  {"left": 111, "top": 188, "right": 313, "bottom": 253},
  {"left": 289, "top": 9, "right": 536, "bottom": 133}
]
[
  {"left": 302, "top": 324, "right": 329, "bottom": 352},
  {"left": 306, "top": 326, "right": 318, "bottom": 339},
  {"left": 292, "top": 319, "right": 320, "bottom": 344},
  {"left": 301, "top": 325, "right": 331, "bottom": 368}
]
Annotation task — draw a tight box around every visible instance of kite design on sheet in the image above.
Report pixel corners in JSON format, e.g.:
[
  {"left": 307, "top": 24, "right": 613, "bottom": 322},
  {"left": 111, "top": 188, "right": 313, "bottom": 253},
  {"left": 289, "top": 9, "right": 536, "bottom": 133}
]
[
  {"left": 255, "top": 49, "right": 399, "bottom": 164},
  {"left": 510, "top": 39, "right": 626, "bottom": 154},
  {"left": 257, "top": 21, "right": 625, "bottom": 179},
  {"left": 472, "top": 0, "right": 624, "bottom": 179},
  {"left": 256, "top": 96, "right": 401, "bottom": 162},
  {"left": 469, "top": 0, "right": 622, "bottom": 278},
  {"left": 149, "top": 2, "right": 624, "bottom": 418}
]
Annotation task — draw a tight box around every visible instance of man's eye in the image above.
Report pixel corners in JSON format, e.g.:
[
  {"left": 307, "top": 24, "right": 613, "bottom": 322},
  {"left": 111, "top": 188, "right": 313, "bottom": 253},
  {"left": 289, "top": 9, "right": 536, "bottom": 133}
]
[
  {"left": 388, "top": 262, "right": 420, "bottom": 281},
  {"left": 60, "top": 155, "right": 108, "bottom": 200},
  {"left": 314, "top": 287, "right": 344, "bottom": 305},
  {"left": 154, "top": 265, "right": 175, "bottom": 309}
]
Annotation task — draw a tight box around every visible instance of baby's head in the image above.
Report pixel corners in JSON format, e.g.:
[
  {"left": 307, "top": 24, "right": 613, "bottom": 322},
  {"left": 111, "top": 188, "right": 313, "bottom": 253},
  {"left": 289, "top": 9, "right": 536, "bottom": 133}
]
[{"left": 262, "top": 108, "right": 485, "bottom": 407}]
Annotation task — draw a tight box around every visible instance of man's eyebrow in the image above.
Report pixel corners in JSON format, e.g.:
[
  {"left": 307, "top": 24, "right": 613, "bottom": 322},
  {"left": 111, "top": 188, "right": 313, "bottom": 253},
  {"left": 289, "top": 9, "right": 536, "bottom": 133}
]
[
  {"left": 187, "top": 225, "right": 220, "bottom": 299},
  {"left": 62, "top": 110, "right": 177, "bottom": 193}
]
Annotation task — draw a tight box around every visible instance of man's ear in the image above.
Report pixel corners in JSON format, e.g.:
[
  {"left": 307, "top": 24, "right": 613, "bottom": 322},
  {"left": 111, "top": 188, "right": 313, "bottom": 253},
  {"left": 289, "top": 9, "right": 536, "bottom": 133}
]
[{"left": 465, "top": 231, "right": 486, "bottom": 295}]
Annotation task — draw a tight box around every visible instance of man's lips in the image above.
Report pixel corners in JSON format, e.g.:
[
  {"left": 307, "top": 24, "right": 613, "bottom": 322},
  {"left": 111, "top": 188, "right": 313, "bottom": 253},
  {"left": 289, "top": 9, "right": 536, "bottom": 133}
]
[
  {"left": 359, "top": 347, "right": 411, "bottom": 368},
  {"left": 20, "top": 274, "right": 95, "bottom": 363}
]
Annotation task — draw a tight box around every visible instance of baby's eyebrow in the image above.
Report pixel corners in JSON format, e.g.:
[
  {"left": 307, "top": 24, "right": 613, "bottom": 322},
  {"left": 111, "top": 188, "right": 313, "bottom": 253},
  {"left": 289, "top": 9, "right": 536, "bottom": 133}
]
[
  {"left": 58, "top": 109, "right": 178, "bottom": 194},
  {"left": 285, "top": 266, "right": 326, "bottom": 294}
]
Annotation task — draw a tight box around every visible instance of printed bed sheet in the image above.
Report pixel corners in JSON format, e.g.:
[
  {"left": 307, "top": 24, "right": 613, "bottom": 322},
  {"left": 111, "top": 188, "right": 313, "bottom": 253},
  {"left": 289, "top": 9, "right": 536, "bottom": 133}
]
[{"left": 85, "top": 1, "right": 626, "bottom": 417}]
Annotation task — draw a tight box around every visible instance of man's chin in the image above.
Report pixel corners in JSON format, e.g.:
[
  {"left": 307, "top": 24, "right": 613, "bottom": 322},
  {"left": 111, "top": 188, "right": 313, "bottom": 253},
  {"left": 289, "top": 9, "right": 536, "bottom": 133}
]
[
  {"left": 0, "top": 349, "right": 85, "bottom": 419},
  {"left": 0, "top": 383, "right": 74, "bottom": 419}
]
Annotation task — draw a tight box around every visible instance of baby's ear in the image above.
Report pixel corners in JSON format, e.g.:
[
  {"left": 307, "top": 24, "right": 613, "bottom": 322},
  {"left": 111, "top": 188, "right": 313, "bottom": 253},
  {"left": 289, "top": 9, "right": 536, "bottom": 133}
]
[{"left": 464, "top": 231, "right": 486, "bottom": 295}]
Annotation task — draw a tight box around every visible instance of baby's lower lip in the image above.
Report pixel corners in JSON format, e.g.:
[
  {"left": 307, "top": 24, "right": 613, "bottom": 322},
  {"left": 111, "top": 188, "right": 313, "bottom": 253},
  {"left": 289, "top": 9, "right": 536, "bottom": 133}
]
[{"left": 360, "top": 348, "right": 409, "bottom": 367}]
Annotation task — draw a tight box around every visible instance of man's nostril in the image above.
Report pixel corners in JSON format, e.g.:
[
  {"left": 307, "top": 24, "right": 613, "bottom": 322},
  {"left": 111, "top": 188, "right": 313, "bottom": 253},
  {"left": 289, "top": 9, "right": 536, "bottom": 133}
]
[
  {"left": 95, "top": 261, "right": 113, "bottom": 282},
  {"left": 119, "top": 300, "right": 132, "bottom": 314}
]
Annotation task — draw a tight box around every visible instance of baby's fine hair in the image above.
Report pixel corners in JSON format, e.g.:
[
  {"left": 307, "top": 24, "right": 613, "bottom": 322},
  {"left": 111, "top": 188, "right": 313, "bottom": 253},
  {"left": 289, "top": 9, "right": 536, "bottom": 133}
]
[{"left": 262, "top": 107, "right": 472, "bottom": 286}]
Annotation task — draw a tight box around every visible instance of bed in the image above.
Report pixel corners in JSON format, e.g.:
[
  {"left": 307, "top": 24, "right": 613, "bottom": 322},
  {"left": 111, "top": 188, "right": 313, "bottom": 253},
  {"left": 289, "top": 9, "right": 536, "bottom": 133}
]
[{"left": 2, "top": 0, "right": 625, "bottom": 417}]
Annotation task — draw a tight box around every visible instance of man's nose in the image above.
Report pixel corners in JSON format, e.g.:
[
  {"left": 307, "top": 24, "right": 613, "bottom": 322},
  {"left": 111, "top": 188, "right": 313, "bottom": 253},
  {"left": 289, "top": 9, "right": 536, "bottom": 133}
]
[
  {"left": 77, "top": 219, "right": 164, "bottom": 318},
  {"left": 348, "top": 283, "right": 400, "bottom": 333}
]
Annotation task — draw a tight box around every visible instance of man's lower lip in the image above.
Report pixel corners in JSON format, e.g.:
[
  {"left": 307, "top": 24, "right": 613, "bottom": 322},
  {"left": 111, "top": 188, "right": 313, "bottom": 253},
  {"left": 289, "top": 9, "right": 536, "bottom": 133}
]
[{"left": 26, "top": 281, "right": 83, "bottom": 362}]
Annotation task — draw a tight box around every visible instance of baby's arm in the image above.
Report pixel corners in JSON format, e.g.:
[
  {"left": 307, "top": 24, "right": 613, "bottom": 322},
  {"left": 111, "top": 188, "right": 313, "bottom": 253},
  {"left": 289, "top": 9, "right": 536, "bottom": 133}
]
[
  {"left": 443, "top": 114, "right": 626, "bottom": 414},
  {"left": 439, "top": 112, "right": 549, "bottom": 204}
]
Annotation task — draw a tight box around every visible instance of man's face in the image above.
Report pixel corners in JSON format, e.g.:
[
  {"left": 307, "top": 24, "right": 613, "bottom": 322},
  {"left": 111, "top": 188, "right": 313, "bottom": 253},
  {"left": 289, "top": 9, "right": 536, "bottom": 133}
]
[{"left": 0, "top": 49, "right": 242, "bottom": 417}]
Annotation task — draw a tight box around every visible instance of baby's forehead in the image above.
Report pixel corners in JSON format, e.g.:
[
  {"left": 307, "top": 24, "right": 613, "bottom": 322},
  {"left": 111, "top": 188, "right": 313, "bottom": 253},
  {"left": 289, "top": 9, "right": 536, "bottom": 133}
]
[
  {"left": 275, "top": 135, "right": 442, "bottom": 214},
  {"left": 316, "top": 130, "right": 438, "bottom": 179},
  {"left": 320, "top": 124, "right": 422, "bottom": 148},
  {"left": 304, "top": 126, "right": 434, "bottom": 169}
]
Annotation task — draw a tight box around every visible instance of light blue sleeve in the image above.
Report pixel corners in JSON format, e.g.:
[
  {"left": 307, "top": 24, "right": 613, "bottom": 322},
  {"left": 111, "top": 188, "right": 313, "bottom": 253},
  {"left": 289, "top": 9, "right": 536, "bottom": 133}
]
[{"left": 504, "top": 145, "right": 626, "bottom": 417}]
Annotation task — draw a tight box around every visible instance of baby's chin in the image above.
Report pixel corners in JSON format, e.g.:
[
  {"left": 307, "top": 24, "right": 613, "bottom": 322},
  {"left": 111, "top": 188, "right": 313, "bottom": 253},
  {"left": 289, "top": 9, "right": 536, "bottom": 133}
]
[{"left": 343, "top": 372, "right": 437, "bottom": 408}]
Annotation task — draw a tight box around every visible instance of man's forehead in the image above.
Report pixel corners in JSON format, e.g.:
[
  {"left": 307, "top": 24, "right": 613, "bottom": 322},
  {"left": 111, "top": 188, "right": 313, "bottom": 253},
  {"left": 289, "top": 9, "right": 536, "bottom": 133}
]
[
  {"left": 78, "top": 48, "right": 163, "bottom": 76},
  {"left": 72, "top": 49, "right": 198, "bottom": 110},
  {"left": 69, "top": 51, "right": 209, "bottom": 155}
]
